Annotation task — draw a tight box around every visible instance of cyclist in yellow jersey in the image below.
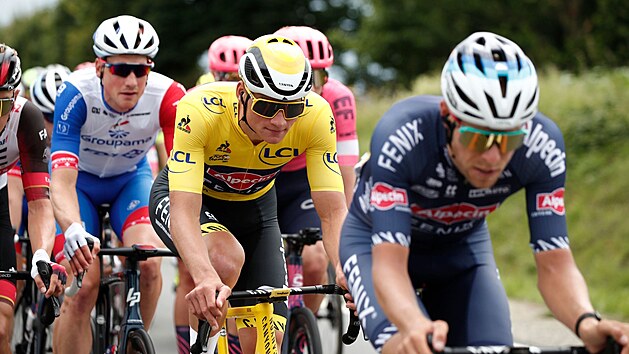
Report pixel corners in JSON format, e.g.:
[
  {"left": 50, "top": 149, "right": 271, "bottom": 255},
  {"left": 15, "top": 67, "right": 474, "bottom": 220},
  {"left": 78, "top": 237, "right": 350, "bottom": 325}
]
[
  {"left": 149, "top": 34, "right": 348, "bottom": 354},
  {"left": 178, "top": 34, "right": 254, "bottom": 354}
]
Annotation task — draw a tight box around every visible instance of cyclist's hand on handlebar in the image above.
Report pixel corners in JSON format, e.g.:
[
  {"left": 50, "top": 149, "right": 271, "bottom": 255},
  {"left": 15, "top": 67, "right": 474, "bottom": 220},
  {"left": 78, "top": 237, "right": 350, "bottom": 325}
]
[
  {"left": 334, "top": 262, "right": 357, "bottom": 312},
  {"left": 63, "top": 222, "right": 101, "bottom": 276},
  {"left": 580, "top": 319, "right": 629, "bottom": 354},
  {"left": 399, "top": 320, "right": 448, "bottom": 354},
  {"left": 31, "top": 249, "right": 68, "bottom": 298},
  {"left": 186, "top": 277, "right": 231, "bottom": 333}
]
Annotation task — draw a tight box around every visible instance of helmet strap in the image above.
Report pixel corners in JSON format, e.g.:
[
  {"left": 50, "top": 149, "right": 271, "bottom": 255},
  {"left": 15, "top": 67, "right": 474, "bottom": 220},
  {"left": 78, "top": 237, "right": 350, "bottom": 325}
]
[
  {"left": 442, "top": 114, "right": 457, "bottom": 146},
  {"left": 238, "top": 89, "right": 257, "bottom": 134}
]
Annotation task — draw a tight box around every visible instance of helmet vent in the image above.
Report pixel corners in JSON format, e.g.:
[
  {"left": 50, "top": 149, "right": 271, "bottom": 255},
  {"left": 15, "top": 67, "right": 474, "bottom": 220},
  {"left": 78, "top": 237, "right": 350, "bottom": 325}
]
[
  {"left": 499, "top": 76, "right": 507, "bottom": 97},
  {"left": 454, "top": 80, "right": 478, "bottom": 110},
  {"left": 476, "top": 37, "right": 486, "bottom": 46},
  {"left": 244, "top": 57, "right": 263, "bottom": 88},
  {"left": 473, "top": 53, "right": 483, "bottom": 74},
  {"left": 515, "top": 53, "right": 523, "bottom": 71},
  {"left": 526, "top": 87, "right": 538, "bottom": 109},
  {"left": 120, "top": 35, "right": 129, "bottom": 50},
  {"left": 104, "top": 36, "right": 116, "bottom": 50},
  {"left": 485, "top": 93, "right": 498, "bottom": 118},
  {"left": 456, "top": 53, "right": 464, "bottom": 72},
  {"left": 317, "top": 41, "right": 324, "bottom": 60},
  {"left": 492, "top": 49, "right": 506, "bottom": 62},
  {"left": 145, "top": 37, "right": 155, "bottom": 51},
  {"left": 306, "top": 41, "right": 314, "bottom": 60},
  {"left": 509, "top": 93, "right": 521, "bottom": 118}
]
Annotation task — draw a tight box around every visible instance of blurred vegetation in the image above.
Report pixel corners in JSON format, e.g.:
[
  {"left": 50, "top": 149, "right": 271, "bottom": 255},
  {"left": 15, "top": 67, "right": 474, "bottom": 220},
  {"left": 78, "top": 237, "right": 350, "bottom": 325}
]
[
  {"left": 3, "top": 0, "right": 629, "bottom": 90},
  {"left": 355, "top": 68, "right": 629, "bottom": 319}
]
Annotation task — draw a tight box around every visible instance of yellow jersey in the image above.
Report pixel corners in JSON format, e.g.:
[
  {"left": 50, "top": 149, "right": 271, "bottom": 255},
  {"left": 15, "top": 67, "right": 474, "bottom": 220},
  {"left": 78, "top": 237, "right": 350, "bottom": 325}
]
[{"left": 168, "top": 81, "right": 343, "bottom": 201}]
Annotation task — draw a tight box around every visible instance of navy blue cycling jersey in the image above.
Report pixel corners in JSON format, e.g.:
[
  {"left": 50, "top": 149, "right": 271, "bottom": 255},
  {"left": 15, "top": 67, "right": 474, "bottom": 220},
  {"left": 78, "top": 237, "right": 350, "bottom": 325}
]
[{"left": 350, "top": 95, "right": 568, "bottom": 253}]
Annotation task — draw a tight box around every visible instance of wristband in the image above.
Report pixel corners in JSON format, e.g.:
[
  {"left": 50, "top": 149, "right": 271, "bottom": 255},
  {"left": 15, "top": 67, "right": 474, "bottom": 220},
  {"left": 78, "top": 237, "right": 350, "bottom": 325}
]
[{"left": 575, "top": 311, "right": 601, "bottom": 338}]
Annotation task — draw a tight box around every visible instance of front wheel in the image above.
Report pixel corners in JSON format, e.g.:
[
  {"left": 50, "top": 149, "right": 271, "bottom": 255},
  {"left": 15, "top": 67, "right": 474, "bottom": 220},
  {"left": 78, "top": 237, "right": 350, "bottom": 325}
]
[
  {"left": 285, "top": 307, "right": 322, "bottom": 354},
  {"left": 125, "top": 329, "right": 155, "bottom": 354}
]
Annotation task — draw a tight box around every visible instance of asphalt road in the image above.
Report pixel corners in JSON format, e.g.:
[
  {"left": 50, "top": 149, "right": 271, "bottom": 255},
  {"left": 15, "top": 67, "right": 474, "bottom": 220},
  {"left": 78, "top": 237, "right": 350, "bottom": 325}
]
[{"left": 149, "top": 260, "right": 377, "bottom": 353}]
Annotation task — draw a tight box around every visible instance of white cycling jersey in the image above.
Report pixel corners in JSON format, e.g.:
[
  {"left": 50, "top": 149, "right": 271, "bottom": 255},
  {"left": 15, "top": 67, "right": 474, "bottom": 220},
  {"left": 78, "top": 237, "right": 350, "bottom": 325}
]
[{"left": 51, "top": 68, "right": 184, "bottom": 178}]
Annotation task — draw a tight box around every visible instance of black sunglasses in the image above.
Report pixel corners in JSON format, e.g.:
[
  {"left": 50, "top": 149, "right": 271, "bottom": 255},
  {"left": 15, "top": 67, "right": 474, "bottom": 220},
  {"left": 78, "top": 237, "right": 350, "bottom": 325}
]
[{"left": 104, "top": 62, "right": 154, "bottom": 78}]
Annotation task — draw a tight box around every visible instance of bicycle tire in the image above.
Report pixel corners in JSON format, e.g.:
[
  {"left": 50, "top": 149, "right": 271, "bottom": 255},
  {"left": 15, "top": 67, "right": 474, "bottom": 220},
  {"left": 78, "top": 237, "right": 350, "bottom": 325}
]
[
  {"left": 285, "top": 307, "right": 323, "bottom": 354},
  {"left": 318, "top": 290, "right": 344, "bottom": 354},
  {"left": 125, "top": 329, "right": 156, "bottom": 354},
  {"left": 12, "top": 299, "right": 33, "bottom": 354}
]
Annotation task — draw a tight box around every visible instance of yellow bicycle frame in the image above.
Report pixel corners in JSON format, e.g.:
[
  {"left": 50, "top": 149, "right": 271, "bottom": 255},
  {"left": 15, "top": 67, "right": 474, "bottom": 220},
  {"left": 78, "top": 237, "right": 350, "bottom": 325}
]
[{"left": 217, "top": 288, "right": 291, "bottom": 354}]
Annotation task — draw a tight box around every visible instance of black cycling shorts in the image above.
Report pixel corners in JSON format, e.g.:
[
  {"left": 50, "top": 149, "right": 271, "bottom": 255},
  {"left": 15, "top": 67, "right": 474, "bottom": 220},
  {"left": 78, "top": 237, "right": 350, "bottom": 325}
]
[{"left": 149, "top": 168, "right": 287, "bottom": 318}]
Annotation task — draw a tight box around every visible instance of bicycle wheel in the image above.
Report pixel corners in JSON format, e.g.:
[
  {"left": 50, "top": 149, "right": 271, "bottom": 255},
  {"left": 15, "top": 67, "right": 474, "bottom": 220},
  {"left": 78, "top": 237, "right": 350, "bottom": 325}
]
[
  {"left": 316, "top": 263, "right": 344, "bottom": 354},
  {"left": 11, "top": 298, "right": 33, "bottom": 354},
  {"left": 125, "top": 329, "right": 156, "bottom": 354},
  {"left": 286, "top": 307, "right": 322, "bottom": 354}
]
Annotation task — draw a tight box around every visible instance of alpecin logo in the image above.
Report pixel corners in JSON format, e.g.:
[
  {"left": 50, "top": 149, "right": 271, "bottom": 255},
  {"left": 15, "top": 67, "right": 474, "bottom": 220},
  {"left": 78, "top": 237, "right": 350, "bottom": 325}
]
[
  {"left": 411, "top": 202, "right": 499, "bottom": 225},
  {"left": 216, "top": 140, "right": 231, "bottom": 153},
  {"left": 177, "top": 115, "right": 191, "bottom": 134},
  {"left": 370, "top": 182, "right": 408, "bottom": 210},
  {"left": 536, "top": 188, "right": 565, "bottom": 215}
]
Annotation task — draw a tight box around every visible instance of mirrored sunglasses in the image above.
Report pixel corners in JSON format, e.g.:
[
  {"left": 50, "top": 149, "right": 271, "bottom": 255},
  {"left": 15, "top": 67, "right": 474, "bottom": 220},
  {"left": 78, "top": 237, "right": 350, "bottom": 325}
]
[
  {"left": 313, "top": 69, "right": 328, "bottom": 89},
  {"left": 104, "top": 62, "right": 154, "bottom": 78},
  {"left": 459, "top": 126, "right": 527, "bottom": 153},
  {"left": 0, "top": 97, "right": 15, "bottom": 117},
  {"left": 244, "top": 86, "right": 305, "bottom": 120}
]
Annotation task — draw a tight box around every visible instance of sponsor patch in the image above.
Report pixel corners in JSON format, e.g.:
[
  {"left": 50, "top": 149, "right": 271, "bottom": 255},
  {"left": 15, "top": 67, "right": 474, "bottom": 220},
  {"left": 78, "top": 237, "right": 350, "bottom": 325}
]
[
  {"left": 536, "top": 188, "right": 565, "bottom": 215},
  {"left": 411, "top": 202, "right": 499, "bottom": 225},
  {"left": 370, "top": 182, "right": 408, "bottom": 210}
]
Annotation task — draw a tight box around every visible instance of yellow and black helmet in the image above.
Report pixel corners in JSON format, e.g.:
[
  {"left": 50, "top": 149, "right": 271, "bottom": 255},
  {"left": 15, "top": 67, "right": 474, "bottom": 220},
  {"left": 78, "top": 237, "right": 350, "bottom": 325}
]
[{"left": 239, "top": 35, "right": 312, "bottom": 101}]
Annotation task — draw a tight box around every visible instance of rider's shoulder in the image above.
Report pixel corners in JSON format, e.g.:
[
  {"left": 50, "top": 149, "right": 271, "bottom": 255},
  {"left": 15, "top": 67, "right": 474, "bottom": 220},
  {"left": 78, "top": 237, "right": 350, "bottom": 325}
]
[
  {"left": 377, "top": 95, "right": 442, "bottom": 129},
  {"left": 321, "top": 78, "right": 354, "bottom": 98}
]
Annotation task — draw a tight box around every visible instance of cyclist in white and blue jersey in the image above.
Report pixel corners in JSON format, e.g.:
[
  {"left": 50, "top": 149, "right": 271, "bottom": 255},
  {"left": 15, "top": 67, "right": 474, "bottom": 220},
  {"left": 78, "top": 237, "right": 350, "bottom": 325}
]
[
  {"left": 49, "top": 15, "right": 186, "bottom": 353},
  {"left": 340, "top": 32, "right": 629, "bottom": 354}
]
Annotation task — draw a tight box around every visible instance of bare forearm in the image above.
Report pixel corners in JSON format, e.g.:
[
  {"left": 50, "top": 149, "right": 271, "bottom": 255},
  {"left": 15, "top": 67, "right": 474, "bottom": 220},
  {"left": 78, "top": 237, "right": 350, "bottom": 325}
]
[
  {"left": 51, "top": 171, "right": 81, "bottom": 231},
  {"left": 373, "top": 245, "right": 426, "bottom": 333},
  {"left": 169, "top": 192, "right": 217, "bottom": 283},
  {"left": 536, "top": 249, "right": 594, "bottom": 331},
  {"left": 313, "top": 191, "right": 347, "bottom": 267},
  {"left": 26, "top": 199, "right": 56, "bottom": 253},
  {"left": 340, "top": 165, "right": 356, "bottom": 206}
]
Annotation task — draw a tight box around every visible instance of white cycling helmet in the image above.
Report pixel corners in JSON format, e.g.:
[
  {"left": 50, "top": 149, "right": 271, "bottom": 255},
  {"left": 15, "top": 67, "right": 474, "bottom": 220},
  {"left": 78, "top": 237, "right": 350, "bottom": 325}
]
[
  {"left": 441, "top": 32, "right": 539, "bottom": 130},
  {"left": 93, "top": 15, "right": 160, "bottom": 59},
  {"left": 30, "top": 65, "right": 71, "bottom": 114},
  {"left": 239, "top": 34, "right": 312, "bottom": 101}
]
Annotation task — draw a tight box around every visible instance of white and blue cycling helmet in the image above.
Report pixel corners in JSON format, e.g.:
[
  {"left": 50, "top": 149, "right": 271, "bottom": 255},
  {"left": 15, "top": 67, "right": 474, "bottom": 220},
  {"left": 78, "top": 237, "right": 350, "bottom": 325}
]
[{"left": 441, "top": 32, "right": 539, "bottom": 130}]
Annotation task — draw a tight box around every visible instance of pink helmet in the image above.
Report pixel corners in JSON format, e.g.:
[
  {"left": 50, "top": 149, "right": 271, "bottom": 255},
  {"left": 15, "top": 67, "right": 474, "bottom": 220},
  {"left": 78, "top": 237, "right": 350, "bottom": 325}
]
[
  {"left": 208, "top": 35, "right": 253, "bottom": 73},
  {"left": 274, "top": 26, "right": 333, "bottom": 69}
]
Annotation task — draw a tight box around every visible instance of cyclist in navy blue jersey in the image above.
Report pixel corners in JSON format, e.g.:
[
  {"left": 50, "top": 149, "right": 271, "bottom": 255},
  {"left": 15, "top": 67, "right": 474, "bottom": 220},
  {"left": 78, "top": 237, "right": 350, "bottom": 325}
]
[{"left": 340, "top": 32, "right": 629, "bottom": 354}]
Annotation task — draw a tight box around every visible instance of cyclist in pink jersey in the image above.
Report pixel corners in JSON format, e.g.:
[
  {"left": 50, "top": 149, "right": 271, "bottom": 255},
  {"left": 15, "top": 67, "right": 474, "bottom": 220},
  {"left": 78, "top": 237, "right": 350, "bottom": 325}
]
[{"left": 274, "top": 26, "right": 359, "bottom": 313}]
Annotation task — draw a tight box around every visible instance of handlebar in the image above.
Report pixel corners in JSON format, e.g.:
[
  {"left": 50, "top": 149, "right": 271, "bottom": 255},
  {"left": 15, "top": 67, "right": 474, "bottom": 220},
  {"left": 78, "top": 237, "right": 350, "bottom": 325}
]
[
  {"left": 35, "top": 260, "right": 61, "bottom": 325},
  {"left": 65, "top": 242, "right": 176, "bottom": 297},
  {"left": 427, "top": 335, "right": 621, "bottom": 354}
]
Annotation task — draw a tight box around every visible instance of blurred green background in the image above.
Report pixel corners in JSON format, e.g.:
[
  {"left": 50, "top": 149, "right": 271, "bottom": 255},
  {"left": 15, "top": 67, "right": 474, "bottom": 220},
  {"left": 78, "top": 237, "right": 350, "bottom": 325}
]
[{"left": 3, "top": 0, "right": 628, "bottom": 319}]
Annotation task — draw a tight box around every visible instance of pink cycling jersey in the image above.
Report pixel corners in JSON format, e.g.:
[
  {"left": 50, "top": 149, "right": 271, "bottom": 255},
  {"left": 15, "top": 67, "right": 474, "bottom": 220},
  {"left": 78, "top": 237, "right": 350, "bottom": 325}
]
[{"left": 282, "top": 78, "right": 359, "bottom": 171}]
